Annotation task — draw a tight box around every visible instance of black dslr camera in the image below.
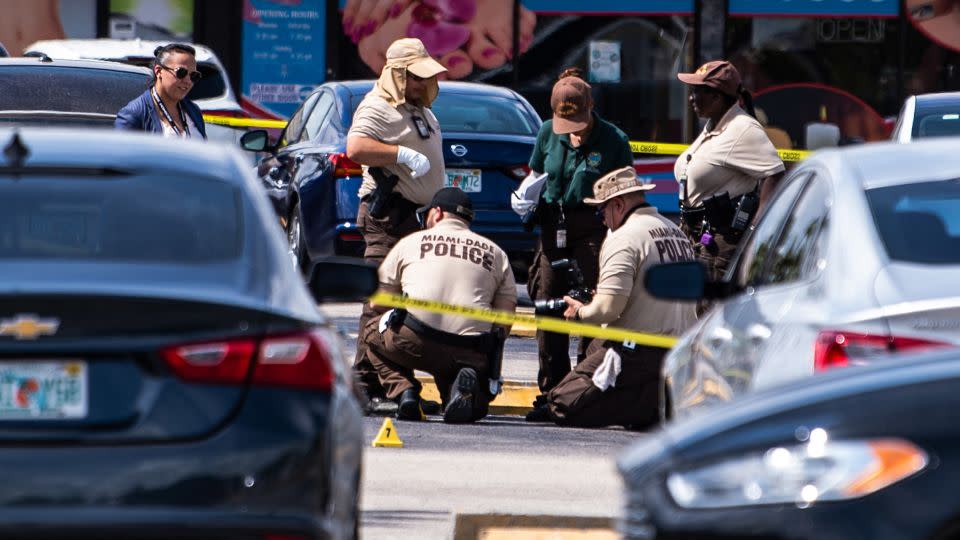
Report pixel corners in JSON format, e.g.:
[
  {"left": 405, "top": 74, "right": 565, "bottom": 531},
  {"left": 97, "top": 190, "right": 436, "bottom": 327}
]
[{"left": 534, "top": 259, "right": 593, "bottom": 316}]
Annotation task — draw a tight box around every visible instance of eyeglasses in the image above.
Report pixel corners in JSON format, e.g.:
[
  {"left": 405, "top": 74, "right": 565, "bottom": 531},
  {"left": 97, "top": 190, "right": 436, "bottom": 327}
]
[
  {"left": 160, "top": 64, "right": 202, "bottom": 83},
  {"left": 595, "top": 201, "right": 609, "bottom": 220},
  {"left": 415, "top": 206, "right": 432, "bottom": 228}
]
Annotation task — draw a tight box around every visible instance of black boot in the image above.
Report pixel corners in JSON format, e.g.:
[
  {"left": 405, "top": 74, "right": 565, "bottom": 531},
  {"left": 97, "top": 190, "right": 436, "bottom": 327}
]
[
  {"left": 444, "top": 367, "right": 479, "bottom": 424},
  {"left": 524, "top": 404, "right": 551, "bottom": 422},
  {"left": 396, "top": 388, "right": 424, "bottom": 421}
]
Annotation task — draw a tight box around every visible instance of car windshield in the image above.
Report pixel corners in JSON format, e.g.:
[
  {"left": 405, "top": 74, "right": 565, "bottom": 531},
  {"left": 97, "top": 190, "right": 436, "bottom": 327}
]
[
  {"left": 0, "top": 173, "right": 242, "bottom": 262},
  {"left": 351, "top": 91, "right": 539, "bottom": 135},
  {"left": 0, "top": 65, "right": 149, "bottom": 114},
  {"left": 867, "top": 179, "right": 960, "bottom": 264},
  {"left": 913, "top": 110, "right": 960, "bottom": 139}
]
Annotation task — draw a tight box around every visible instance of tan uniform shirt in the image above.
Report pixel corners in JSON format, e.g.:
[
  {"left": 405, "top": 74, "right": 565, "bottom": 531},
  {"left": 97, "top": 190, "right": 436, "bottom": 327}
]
[
  {"left": 349, "top": 92, "right": 445, "bottom": 206},
  {"left": 379, "top": 218, "right": 517, "bottom": 335},
  {"left": 674, "top": 104, "right": 785, "bottom": 207},
  {"left": 595, "top": 207, "right": 697, "bottom": 336}
]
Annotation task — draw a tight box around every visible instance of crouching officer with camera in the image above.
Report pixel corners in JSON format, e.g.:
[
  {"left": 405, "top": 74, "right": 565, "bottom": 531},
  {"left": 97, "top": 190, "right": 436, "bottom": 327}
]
[
  {"left": 527, "top": 167, "right": 697, "bottom": 428},
  {"left": 346, "top": 38, "right": 448, "bottom": 409},
  {"left": 674, "top": 61, "right": 785, "bottom": 283},
  {"left": 361, "top": 188, "right": 517, "bottom": 423}
]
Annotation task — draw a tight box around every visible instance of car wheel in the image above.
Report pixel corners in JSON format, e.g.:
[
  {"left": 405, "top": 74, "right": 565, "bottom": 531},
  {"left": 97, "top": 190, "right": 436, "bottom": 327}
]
[{"left": 288, "top": 204, "right": 308, "bottom": 274}]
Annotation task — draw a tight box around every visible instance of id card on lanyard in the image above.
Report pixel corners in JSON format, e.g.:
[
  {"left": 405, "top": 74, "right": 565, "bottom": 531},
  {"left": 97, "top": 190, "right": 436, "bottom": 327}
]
[{"left": 152, "top": 88, "right": 191, "bottom": 138}]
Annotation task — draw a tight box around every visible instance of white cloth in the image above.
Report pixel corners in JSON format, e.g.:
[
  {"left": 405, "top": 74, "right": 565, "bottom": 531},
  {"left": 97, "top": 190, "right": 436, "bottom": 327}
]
[
  {"left": 591, "top": 346, "right": 622, "bottom": 391},
  {"left": 510, "top": 171, "right": 548, "bottom": 216},
  {"left": 160, "top": 109, "right": 198, "bottom": 139},
  {"left": 378, "top": 309, "right": 395, "bottom": 333}
]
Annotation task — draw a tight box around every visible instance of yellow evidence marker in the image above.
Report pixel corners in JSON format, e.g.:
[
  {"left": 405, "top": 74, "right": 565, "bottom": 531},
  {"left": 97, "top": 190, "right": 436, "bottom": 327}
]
[{"left": 372, "top": 418, "right": 404, "bottom": 448}]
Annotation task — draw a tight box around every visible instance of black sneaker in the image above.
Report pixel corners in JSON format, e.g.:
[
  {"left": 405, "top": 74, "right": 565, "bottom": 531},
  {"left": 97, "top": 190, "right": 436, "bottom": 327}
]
[
  {"left": 396, "top": 388, "right": 424, "bottom": 421},
  {"left": 525, "top": 404, "right": 551, "bottom": 423},
  {"left": 444, "top": 367, "right": 479, "bottom": 424},
  {"left": 421, "top": 399, "right": 442, "bottom": 415}
]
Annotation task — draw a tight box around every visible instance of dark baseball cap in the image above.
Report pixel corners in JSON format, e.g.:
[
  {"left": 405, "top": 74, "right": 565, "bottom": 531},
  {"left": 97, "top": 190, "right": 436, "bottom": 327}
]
[
  {"left": 677, "top": 60, "right": 741, "bottom": 98},
  {"left": 551, "top": 76, "right": 592, "bottom": 134},
  {"left": 417, "top": 187, "right": 475, "bottom": 223}
]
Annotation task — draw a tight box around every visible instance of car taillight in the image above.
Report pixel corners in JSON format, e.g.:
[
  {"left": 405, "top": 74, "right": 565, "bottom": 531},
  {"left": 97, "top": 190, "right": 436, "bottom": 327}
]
[
  {"left": 161, "top": 330, "right": 334, "bottom": 391},
  {"left": 814, "top": 331, "right": 952, "bottom": 372},
  {"left": 505, "top": 164, "right": 531, "bottom": 181},
  {"left": 253, "top": 330, "right": 334, "bottom": 391},
  {"left": 331, "top": 152, "right": 363, "bottom": 178},
  {"left": 161, "top": 339, "right": 256, "bottom": 384}
]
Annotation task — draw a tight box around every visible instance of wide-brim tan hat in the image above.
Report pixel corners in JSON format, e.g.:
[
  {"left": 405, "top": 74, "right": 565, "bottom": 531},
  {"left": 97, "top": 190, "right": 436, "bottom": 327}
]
[
  {"left": 386, "top": 37, "right": 447, "bottom": 78},
  {"left": 583, "top": 166, "right": 655, "bottom": 205}
]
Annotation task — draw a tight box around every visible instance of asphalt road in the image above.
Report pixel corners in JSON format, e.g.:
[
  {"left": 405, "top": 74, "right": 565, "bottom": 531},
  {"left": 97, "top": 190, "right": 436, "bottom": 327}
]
[{"left": 320, "top": 300, "right": 648, "bottom": 539}]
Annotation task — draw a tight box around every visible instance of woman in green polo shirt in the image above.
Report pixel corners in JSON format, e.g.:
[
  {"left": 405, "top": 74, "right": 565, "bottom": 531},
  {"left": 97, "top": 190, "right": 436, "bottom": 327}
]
[{"left": 525, "top": 69, "right": 634, "bottom": 417}]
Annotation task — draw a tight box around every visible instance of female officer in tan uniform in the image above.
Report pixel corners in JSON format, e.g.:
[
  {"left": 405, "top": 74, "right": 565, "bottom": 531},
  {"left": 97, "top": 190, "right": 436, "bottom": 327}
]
[{"left": 674, "top": 60, "right": 785, "bottom": 281}]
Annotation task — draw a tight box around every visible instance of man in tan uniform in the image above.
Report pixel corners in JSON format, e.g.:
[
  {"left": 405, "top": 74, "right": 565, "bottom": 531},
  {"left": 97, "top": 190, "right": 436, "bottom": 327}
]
[
  {"left": 527, "top": 167, "right": 698, "bottom": 428},
  {"left": 362, "top": 188, "right": 517, "bottom": 423},
  {"left": 346, "top": 37, "right": 448, "bottom": 409}
]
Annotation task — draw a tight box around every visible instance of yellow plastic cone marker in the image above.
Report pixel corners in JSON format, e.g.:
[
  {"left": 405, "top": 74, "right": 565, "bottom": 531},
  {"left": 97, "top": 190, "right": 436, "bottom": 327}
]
[{"left": 371, "top": 417, "right": 404, "bottom": 448}]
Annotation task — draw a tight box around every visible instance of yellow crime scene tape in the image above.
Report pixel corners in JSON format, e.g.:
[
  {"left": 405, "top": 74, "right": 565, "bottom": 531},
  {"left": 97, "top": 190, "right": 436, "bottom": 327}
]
[
  {"left": 629, "top": 140, "right": 810, "bottom": 163},
  {"left": 369, "top": 291, "right": 679, "bottom": 350},
  {"left": 202, "top": 116, "right": 810, "bottom": 163},
  {"left": 202, "top": 115, "right": 287, "bottom": 129}
]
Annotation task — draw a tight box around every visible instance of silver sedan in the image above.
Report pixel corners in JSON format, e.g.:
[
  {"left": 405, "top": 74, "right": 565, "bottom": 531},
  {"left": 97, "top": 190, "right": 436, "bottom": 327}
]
[{"left": 647, "top": 137, "right": 960, "bottom": 420}]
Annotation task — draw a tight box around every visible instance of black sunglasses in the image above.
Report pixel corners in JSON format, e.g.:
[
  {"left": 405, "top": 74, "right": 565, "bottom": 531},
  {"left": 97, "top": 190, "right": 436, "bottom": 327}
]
[
  {"left": 595, "top": 201, "right": 609, "bottom": 220},
  {"left": 415, "top": 206, "right": 432, "bottom": 229},
  {"left": 161, "top": 64, "right": 202, "bottom": 83}
]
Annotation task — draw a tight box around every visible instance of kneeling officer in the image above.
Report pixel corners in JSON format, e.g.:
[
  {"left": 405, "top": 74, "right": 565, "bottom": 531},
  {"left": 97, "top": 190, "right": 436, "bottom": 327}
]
[
  {"left": 361, "top": 188, "right": 517, "bottom": 423},
  {"left": 532, "top": 167, "right": 698, "bottom": 428}
]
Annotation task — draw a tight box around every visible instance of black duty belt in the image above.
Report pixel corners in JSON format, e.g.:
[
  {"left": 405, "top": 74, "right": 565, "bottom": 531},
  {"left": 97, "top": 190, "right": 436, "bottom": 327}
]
[{"left": 402, "top": 312, "right": 496, "bottom": 350}]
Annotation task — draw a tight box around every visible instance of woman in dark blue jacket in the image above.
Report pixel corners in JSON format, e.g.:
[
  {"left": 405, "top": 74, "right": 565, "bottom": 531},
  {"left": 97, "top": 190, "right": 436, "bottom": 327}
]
[{"left": 115, "top": 43, "right": 207, "bottom": 139}]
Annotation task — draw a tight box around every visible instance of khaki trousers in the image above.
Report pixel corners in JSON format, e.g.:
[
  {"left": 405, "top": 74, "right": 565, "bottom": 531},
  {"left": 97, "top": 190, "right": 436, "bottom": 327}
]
[
  {"left": 361, "top": 317, "right": 492, "bottom": 412},
  {"left": 547, "top": 338, "right": 664, "bottom": 429},
  {"left": 353, "top": 198, "right": 421, "bottom": 398}
]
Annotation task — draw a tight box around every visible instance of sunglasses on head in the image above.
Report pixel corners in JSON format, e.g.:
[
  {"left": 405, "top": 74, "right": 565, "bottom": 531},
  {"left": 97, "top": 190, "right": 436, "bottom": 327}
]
[{"left": 160, "top": 64, "right": 202, "bottom": 83}]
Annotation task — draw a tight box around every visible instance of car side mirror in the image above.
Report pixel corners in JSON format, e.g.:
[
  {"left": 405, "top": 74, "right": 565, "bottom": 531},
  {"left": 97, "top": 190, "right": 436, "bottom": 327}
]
[
  {"left": 307, "top": 256, "right": 378, "bottom": 303},
  {"left": 240, "top": 129, "right": 270, "bottom": 153},
  {"left": 644, "top": 261, "right": 730, "bottom": 301}
]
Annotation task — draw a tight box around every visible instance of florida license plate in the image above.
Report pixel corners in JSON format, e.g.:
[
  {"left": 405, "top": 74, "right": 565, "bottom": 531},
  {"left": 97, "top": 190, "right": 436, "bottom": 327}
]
[
  {"left": 0, "top": 361, "right": 88, "bottom": 419},
  {"left": 445, "top": 168, "right": 482, "bottom": 193}
]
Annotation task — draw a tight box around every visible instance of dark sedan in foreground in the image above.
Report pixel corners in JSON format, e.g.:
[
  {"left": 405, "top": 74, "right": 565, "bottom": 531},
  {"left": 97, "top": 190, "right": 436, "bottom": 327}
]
[
  {"left": 618, "top": 349, "right": 960, "bottom": 540},
  {"left": 0, "top": 129, "right": 374, "bottom": 539},
  {"left": 244, "top": 80, "right": 542, "bottom": 276}
]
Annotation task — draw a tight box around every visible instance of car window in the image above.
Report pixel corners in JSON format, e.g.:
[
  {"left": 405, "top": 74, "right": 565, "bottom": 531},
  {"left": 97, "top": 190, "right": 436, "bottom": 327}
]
[
  {"left": 916, "top": 113, "right": 960, "bottom": 138},
  {"left": 302, "top": 91, "right": 336, "bottom": 143},
  {"left": 0, "top": 66, "right": 150, "bottom": 114},
  {"left": 765, "top": 175, "right": 831, "bottom": 284},
  {"left": 733, "top": 173, "right": 808, "bottom": 288},
  {"left": 0, "top": 173, "right": 242, "bottom": 262},
  {"left": 867, "top": 178, "right": 960, "bottom": 264},
  {"left": 350, "top": 92, "right": 539, "bottom": 135},
  {"left": 281, "top": 92, "right": 319, "bottom": 147}
]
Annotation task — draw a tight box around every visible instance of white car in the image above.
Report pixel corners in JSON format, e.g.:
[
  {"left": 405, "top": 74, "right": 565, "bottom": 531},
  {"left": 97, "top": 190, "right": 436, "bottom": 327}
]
[
  {"left": 645, "top": 138, "right": 960, "bottom": 420},
  {"left": 24, "top": 39, "right": 244, "bottom": 117},
  {"left": 891, "top": 92, "right": 960, "bottom": 142}
]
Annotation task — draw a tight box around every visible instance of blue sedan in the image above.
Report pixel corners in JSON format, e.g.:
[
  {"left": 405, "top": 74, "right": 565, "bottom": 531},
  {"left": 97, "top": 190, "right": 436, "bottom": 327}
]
[{"left": 246, "top": 81, "right": 542, "bottom": 276}]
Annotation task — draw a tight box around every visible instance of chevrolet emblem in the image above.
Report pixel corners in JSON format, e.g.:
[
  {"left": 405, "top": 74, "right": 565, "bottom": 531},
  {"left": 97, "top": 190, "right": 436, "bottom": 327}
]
[{"left": 0, "top": 314, "right": 60, "bottom": 340}]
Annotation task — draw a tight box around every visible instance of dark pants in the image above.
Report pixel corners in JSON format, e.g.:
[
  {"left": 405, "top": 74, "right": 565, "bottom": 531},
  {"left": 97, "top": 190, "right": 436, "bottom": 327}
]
[
  {"left": 362, "top": 318, "right": 492, "bottom": 420},
  {"left": 680, "top": 220, "right": 740, "bottom": 316},
  {"left": 528, "top": 205, "right": 605, "bottom": 394},
  {"left": 546, "top": 339, "right": 664, "bottom": 429},
  {"left": 353, "top": 198, "right": 421, "bottom": 398}
]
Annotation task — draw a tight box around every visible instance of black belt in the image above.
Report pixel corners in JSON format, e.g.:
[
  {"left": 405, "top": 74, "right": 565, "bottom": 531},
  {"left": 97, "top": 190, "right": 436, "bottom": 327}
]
[{"left": 402, "top": 312, "right": 496, "bottom": 350}]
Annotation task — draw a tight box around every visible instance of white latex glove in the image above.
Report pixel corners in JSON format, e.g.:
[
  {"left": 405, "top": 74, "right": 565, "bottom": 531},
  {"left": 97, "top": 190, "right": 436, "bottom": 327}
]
[
  {"left": 511, "top": 197, "right": 536, "bottom": 216},
  {"left": 396, "top": 145, "right": 430, "bottom": 178}
]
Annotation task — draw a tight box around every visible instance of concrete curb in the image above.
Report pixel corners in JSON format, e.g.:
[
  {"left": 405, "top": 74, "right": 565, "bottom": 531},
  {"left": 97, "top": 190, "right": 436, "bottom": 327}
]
[
  {"left": 509, "top": 306, "right": 537, "bottom": 338},
  {"left": 452, "top": 514, "right": 615, "bottom": 539},
  {"left": 417, "top": 376, "right": 538, "bottom": 415}
]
